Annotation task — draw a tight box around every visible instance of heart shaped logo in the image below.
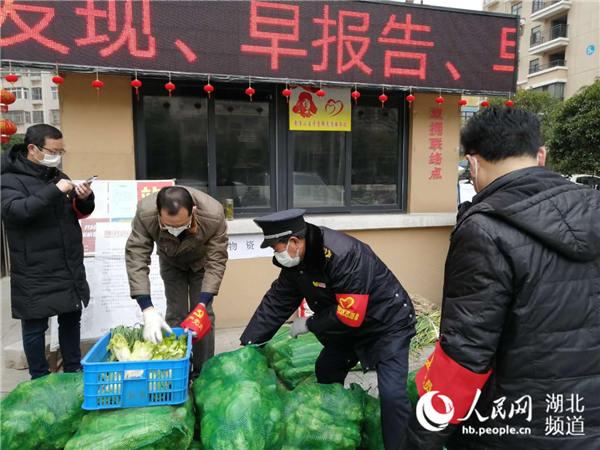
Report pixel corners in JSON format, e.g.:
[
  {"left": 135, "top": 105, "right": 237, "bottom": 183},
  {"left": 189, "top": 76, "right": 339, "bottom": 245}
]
[
  {"left": 325, "top": 99, "right": 344, "bottom": 117},
  {"left": 338, "top": 296, "right": 355, "bottom": 309}
]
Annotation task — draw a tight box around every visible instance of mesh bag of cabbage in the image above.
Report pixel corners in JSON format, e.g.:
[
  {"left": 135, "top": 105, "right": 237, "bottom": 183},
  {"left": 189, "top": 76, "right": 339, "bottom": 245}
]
[
  {"left": 1, "top": 373, "right": 85, "bottom": 450},
  {"left": 358, "top": 392, "right": 385, "bottom": 450},
  {"left": 64, "top": 397, "right": 194, "bottom": 450},
  {"left": 193, "top": 347, "right": 285, "bottom": 450},
  {"left": 263, "top": 325, "right": 324, "bottom": 389},
  {"left": 281, "top": 380, "right": 365, "bottom": 450}
]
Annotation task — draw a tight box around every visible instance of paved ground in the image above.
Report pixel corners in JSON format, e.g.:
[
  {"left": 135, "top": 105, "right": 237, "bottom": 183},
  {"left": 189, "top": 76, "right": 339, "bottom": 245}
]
[{"left": 1, "top": 276, "right": 431, "bottom": 398}]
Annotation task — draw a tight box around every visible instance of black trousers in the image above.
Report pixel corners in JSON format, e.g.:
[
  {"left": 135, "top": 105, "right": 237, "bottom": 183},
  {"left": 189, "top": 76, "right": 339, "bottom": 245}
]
[
  {"left": 21, "top": 310, "right": 82, "bottom": 379},
  {"left": 160, "top": 260, "right": 215, "bottom": 376},
  {"left": 315, "top": 333, "right": 412, "bottom": 450}
]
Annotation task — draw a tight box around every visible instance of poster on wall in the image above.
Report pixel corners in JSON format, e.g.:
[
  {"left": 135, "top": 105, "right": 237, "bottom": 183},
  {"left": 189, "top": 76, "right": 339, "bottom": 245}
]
[
  {"left": 79, "top": 179, "right": 174, "bottom": 255},
  {"left": 289, "top": 86, "right": 351, "bottom": 131},
  {"left": 50, "top": 222, "right": 167, "bottom": 349}
]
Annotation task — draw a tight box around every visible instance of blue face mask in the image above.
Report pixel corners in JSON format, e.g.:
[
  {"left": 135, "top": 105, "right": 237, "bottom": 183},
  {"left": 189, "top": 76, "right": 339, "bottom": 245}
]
[{"left": 274, "top": 240, "right": 301, "bottom": 268}]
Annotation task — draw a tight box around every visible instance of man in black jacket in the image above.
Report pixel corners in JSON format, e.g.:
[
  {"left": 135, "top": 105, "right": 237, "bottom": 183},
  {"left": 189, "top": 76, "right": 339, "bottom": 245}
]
[
  {"left": 241, "top": 209, "right": 416, "bottom": 450},
  {"left": 1, "top": 124, "right": 94, "bottom": 379},
  {"left": 403, "top": 107, "right": 600, "bottom": 449}
]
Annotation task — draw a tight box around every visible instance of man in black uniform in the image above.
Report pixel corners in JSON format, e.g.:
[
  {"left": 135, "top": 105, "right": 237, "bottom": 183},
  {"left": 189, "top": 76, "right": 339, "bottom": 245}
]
[{"left": 240, "top": 209, "right": 416, "bottom": 450}]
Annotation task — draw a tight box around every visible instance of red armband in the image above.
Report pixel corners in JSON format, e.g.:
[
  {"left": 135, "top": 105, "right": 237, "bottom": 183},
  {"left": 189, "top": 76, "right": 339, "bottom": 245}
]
[
  {"left": 72, "top": 197, "right": 91, "bottom": 220},
  {"left": 416, "top": 342, "right": 492, "bottom": 424},
  {"left": 335, "top": 293, "right": 369, "bottom": 327},
  {"left": 181, "top": 303, "right": 212, "bottom": 344}
]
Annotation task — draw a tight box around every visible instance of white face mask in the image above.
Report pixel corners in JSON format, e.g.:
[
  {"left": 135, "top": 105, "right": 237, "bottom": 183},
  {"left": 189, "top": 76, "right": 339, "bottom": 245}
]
[
  {"left": 162, "top": 218, "right": 192, "bottom": 237},
  {"left": 39, "top": 153, "right": 62, "bottom": 168},
  {"left": 274, "top": 240, "right": 301, "bottom": 268},
  {"left": 165, "top": 225, "right": 188, "bottom": 237}
]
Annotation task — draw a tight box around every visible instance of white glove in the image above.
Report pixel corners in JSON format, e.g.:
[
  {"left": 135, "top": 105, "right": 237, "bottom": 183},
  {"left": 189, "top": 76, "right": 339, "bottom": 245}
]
[
  {"left": 289, "top": 317, "right": 309, "bottom": 339},
  {"left": 142, "top": 307, "right": 173, "bottom": 344}
]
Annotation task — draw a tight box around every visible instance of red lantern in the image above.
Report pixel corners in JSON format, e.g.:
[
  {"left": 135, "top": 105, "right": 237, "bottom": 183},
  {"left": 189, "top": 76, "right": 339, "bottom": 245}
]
[
  {"left": 1, "top": 135, "right": 10, "bottom": 144},
  {"left": 4, "top": 73, "right": 19, "bottom": 84},
  {"left": 204, "top": 83, "right": 215, "bottom": 97},
  {"left": 406, "top": 94, "right": 416, "bottom": 104},
  {"left": 481, "top": 100, "right": 490, "bottom": 108},
  {"left": 316, "top": 88, "right": 326, "bottom": 97},
  {"left": 0, "top": 119, "right": 18, "bottom": 136},
  {"left": 378, "top": 93, "right": 388, "bottom": 107},
  {"left": 282, "top": 87, "right": 292, "bottom": 102},
  {"left": 92, "top": 79, "right": 104, "bottom": 90},
  {"left": 351, "top": 89, "right": 361, "bottom": 104},
  {"left": 52, "top": 75, "right": 64, "bottom": 85},
  {"left": 1, "top": 89, "right": 16, "bottom": 113},
  {"left": 130, "top": 78, "right": 142, "bottom": 99},
  {"left": 505, "top": 99, "right": 514, "bottom": 107},
  {"left": 458, "top": 98, "right": 468, "bottom": 107},
  {"left": 435, "top": 96, "right": 445, "bottom": 104},
  {"left": 245, "top": 86, "right": 256, "bottom": 101},
  {"left": 165, "top": 81, "right": 176, "bottom": 96}
]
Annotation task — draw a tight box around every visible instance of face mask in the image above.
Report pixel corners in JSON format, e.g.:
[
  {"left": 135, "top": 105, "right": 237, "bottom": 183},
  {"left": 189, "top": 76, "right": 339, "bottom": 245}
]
[
  {"left": 165, "top": 225, "right": 188, "bottom": 237},
  {"left": 275, "top": 241, "right": 301, "bottom": 268},
  {"left": 162, "top": 218, "right": 192, "bottom": 237},
  {"left": 39, "top": 153, "right": 62, "bottom": 168}
]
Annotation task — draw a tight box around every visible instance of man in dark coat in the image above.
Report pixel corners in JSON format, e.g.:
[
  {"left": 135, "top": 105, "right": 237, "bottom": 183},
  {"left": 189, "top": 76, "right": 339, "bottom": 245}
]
[
  {"left": 1, "top": 124, "right": 94, "bottom": 379},
  {"left": 403, "top": 107, "right": 600, "bottom": 449},
  {"left": 241, "top": 209, "right": 416, "bottom": 450}
]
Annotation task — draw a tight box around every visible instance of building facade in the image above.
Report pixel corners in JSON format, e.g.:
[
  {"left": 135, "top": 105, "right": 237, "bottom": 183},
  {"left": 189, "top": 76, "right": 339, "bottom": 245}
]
[
  {"left": 484, "top": 0, "right": 600, "bottom": 99},
  {"left": 3, "top": 69, "right": 61, "bottom": 134}
]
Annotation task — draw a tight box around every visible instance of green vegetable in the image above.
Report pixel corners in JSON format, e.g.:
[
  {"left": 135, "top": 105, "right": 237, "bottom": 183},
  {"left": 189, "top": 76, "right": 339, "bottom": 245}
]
[
  {"left": 263, "top": 326, "right": 325, "bottom": 389},
  {"left": 152, "top": 333, "right": 187, "bottom": 360},
  {"left": 281, "top": 380, "right": 365, "bottom": 450},
  {"left": 410, "top": 309, "right": 440, "bottom": 356},
  {"left": 106, "top": 325, "right": 186, "bottom": 361},
  {"left": 358, "top": 393, "right": 385, "bottom": 450},
  {"left": 0, "top": 373, "right": 85, "bottom": 450},
  {"left": 64, "top": 397, "right": 195, "bottom": 450},
  {"left": 193, "top": 347, "right": 284, "bottom": 450}
]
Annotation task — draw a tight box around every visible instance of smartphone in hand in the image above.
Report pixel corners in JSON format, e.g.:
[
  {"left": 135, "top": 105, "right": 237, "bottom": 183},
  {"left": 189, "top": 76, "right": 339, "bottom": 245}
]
[{"left": 86, "top": 175, "right": 98, "bottom": 184}]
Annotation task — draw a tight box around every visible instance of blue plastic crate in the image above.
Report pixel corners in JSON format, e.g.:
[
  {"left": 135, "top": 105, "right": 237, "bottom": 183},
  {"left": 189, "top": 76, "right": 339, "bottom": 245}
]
[{"left": 82, "top": 327, "right": 191, "bottom": 410}]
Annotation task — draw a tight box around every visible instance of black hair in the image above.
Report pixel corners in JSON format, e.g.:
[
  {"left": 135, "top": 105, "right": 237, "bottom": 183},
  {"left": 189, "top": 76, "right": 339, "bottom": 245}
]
[
  {"left": 156, "top": 186, "right": 194, "bottom": 216},
  {"left": 460, "top": 107, "right": 541, "bottom": 162},
  {"left": 24, "top": 124, "right": 62, "bottom": 150}
]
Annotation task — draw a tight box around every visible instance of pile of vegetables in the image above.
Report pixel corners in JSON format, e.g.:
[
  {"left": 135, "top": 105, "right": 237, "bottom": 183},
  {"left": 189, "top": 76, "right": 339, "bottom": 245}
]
[
  {"left": 193, "top": 347, "right": 285, "bottom": 450},
  {"left": 64, "top": 398, "right": 195, "bottom": 450},
  {"left": 0, "top": 373, "right": 85, "bottom": 450},
  {"left": 107, "top": 325, "right": 187, "bottom": 362},
  {"left": 263, "top": 326, "right": 324, "bottom": 389},
  {"left": 281, "top": 380, "right": 365, "bottom": 450}
]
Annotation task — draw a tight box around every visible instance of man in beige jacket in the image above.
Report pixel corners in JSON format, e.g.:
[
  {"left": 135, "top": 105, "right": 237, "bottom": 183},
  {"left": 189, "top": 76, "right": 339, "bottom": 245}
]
[{"left": 125, "top": 186, "right": 228, "bottom": 374}]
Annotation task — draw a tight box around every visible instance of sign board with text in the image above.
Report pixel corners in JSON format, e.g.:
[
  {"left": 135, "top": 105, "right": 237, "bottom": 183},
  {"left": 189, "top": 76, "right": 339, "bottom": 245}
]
[{"left": 1, "top": 1, "right": 518, "bottom": 94}]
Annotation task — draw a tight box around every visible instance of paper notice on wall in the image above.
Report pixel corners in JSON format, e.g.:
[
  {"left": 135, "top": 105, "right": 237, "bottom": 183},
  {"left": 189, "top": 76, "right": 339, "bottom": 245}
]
[
  {"left": 50, "top": 222, "right": 167, "bottom": 349},
  {"left": 226, "top": 234, "right": 273, "bottom": 260}
]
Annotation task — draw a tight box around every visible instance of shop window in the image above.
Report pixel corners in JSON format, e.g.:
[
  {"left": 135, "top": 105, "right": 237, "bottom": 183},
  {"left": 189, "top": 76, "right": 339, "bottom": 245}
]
[
  {"left": 143, "top": 96, "right": 209, "bottom": 192},
  {"left": 351, "top": 106, "right": 399, "bottom": 206},
  {"left": 136, "top": 83, "right": 406, "bottom": 216},
  {"left": 291, "top": 132, "right": 345, "bottom": 208},
  {"left": 215, "top": 99, "right": 271, "bottom": 209}
]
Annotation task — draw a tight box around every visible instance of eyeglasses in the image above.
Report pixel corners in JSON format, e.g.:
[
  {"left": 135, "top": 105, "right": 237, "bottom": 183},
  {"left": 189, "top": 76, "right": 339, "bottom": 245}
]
[{"left": 38, "top": 146, "right": 66, "bottom": 156}]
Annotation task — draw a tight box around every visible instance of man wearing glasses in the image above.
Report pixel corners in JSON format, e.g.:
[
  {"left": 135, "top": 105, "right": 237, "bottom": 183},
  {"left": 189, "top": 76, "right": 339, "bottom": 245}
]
[
  {"left": 1, "top": 124, "right": 94, "bottom": 379},
  {"left": 125, "top": 186, "right": 228, "bottom": 376}
]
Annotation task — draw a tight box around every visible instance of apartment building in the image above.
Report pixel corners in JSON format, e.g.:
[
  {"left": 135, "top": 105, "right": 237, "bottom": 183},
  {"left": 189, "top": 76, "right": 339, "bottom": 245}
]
[
  {"left": 484, "top": 0, "right": 600, "bottom": 99},
  {"left": 2, "top": 69, "right": 61, "bottom": 134}
]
